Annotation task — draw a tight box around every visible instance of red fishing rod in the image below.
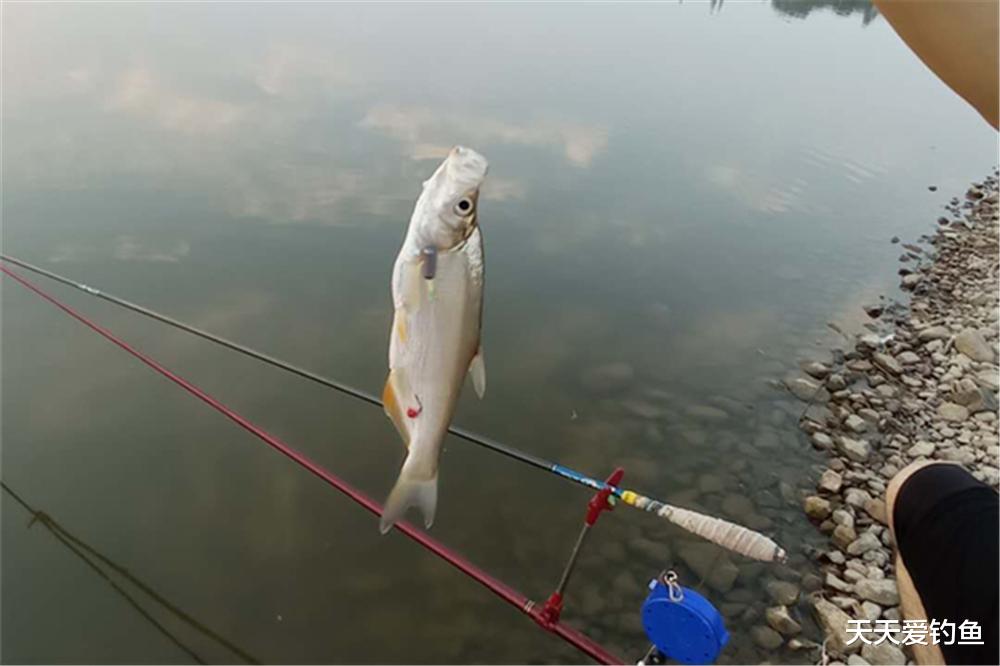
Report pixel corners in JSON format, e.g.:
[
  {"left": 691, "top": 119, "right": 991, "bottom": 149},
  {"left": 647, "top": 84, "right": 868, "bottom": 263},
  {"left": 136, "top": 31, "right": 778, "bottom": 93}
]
[{"left": 1, "top": 263, "right": 622, "bottom": 665}]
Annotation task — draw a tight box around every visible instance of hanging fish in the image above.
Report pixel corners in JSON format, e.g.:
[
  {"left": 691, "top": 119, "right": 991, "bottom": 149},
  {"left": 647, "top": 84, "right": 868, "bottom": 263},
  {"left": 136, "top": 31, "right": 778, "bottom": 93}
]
[{"left": 380, "top": 146, "right": 489, "bottom": 533}]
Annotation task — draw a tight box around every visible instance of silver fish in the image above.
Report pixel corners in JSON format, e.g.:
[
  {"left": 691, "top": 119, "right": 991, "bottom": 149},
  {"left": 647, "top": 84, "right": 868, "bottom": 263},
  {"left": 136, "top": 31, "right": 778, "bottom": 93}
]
[{"left": 380, "top": 146, "right": 488, "bottom": 533}]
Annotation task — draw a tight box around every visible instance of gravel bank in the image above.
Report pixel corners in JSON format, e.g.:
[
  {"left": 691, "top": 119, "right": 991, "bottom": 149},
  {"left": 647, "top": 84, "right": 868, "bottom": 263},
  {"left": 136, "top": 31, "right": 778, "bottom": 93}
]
[{"left": 792, "top": 171, "right": 1000, "bottom": 664}]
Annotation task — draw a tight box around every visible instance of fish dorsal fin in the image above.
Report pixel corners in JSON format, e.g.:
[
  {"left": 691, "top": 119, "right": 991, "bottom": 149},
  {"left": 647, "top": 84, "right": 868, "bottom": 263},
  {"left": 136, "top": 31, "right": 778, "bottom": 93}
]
[
  {"left": 468, "top": 348, "right": 486, "bottom": 399},
  {"left": 383, "top": 368, "right": 416, "bottom": 448}
]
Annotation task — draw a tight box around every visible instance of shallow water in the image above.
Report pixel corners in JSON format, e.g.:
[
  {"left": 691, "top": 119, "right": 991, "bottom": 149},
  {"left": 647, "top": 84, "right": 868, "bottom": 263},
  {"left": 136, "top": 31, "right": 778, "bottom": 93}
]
[{"left": 2, "top": 2, "right": 996, "bottom": 664}]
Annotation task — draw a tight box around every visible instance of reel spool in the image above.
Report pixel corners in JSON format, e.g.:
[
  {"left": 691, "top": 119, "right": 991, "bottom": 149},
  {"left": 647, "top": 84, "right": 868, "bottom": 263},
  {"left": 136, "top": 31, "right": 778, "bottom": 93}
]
[{"left": 640, "top": 571, "right": 729, "bottom": 665}]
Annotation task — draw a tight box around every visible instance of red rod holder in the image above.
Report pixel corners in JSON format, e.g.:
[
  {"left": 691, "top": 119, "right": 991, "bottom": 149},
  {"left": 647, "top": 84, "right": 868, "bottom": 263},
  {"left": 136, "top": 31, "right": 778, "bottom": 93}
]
[{"left": 538, "top": 467, "right": 625, "bottom": 628}]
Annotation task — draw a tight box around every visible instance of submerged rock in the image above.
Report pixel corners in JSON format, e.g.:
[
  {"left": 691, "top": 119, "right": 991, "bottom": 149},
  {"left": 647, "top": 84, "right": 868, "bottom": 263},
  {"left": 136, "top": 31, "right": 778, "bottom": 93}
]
[
  {"left": 764, "top": 579, "right": 800, "bottom": 606},
  {"left": 678, "top": 543, "right": 738, "bottom": 593},
  {"left": 580, "top": 363, "right": 634, "bottom": 393},
  {"left": 751, "top": 625, "right": 784, "bottom": 650},
  {"left": 683, "top": 404, "right": 729, "bottom": 420},
  {"left": 786, "top": 376, "right": 825, "bottom": 401},
  {"left": 801, "top": 360, "right": 831, "bottom": 379},
  {"left": 804, "top": 495, "right": 831, "bottom": 520},
  {"left": 621, "top": 398, "right": 665, "bottom": 419}
]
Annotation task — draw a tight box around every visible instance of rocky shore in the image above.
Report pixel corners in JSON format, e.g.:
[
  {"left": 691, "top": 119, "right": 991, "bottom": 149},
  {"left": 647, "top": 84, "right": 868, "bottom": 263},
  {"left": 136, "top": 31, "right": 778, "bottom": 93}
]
[{"left": 789, "top": 171, "right": 1000, "bottom": 665}]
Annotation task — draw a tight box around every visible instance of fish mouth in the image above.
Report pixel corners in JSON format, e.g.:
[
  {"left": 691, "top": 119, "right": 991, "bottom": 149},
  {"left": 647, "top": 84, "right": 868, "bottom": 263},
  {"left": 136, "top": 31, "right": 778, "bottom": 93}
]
[{"left": 444, "top": 146, "right": 488, "bottom": 190}]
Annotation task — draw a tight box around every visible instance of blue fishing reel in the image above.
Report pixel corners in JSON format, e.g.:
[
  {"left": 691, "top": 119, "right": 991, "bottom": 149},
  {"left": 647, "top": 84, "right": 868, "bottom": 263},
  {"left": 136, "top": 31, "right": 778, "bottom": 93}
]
[{"left": 641, "top": 571, "right": 729, "bottom": 665}]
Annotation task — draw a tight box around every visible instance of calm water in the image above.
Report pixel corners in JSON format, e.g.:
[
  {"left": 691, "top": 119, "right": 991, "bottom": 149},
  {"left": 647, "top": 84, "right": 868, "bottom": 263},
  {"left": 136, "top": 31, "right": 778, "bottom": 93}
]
[{"left": 2, "top": 2, "right": 996, "bottom": 664}]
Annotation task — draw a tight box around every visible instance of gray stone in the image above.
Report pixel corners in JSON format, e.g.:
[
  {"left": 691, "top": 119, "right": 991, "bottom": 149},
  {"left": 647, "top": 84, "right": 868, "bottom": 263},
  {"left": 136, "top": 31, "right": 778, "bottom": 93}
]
[
  {"left": 751, "top": 625, "right": 784, "bottom": 650},
  {"left": 827, "top": 373, "right": 848, "bottom": 391},
  {"left": 845, "top": 414, "right": 869, "bottom": 433},
  {"left": 819, "top": 469, "right": 843, "bottom": 493},
  {"left": 832, "top": 509, "right": 854, "bottom": 528},
  {"left": 873, "top": 353, "right": 902, "bottom": 375},
  {"left": 845, "top": 488, "right": 872, "bottom": 508},
  {"left": 861, "top": 642, "right": 906, "bottom": 665},
  {"left": 848, "top": 655, "right": 872, "bottom": 666},
  {"left": 859, "top": 333, "right": 882, "bottom": 348},
  {"left": 854, "top": 578, "right": 900, "bottom": 605},
  {"left": 789, "top": 637, "right": 821, "bottom": 652},
  {"left": 826, "top": 572, "right": 853, "bottom": 592},
  {"left": 955, "top": 328, "right": 995, "bottom": 362},
  {"left": 847, "top": 532, "right": 882, "bottom": 556},
  {"left": 843, "top": 568, "right": 864, "bottom": 584},
  {"left": 908, "top": 440, "right": 935, "bottom": 457},
  {"left": 901, "top": 274, "right": 922, "bottom": 289},
  {"left": 918, "top": 325, "right": 951, "bottom": 342},
  {"left": 839, "top": 436, "right": 871, "bottom": 462},
  {"left": 858, "top": 407, "right": 880, "bottom": 422},
  {"left": 804, "top": 403, "right": 834, "bottom": 425},
  {"left": 863, "top": 498, "right": 888, "bottom": 525},
  {"left": 766, "top": 605, "right": 802, "bottom": 636},
  {"left": 765, "top": 579, "right": 800, "bottom": 606},
  {"left": 832, "top": 524, "right": 857, "bottom": 550},
  {"left": 896, "top": 351, "right": 921, "bottom": 365},
  {"left": 812, "top": 598, "right": 861, "bottom": 654},
  {"left": 940, "top": 447, "right": 976, "bottom": 464},
  {"left": 976, "top": 368, "right": 999, "bottom": 391},
  {"left": 860, "top": 601, "right": 882, "bottom": 622},
  {"left": 812, "top": 432, "right": 834, "bottom": 450},
  {"left": 938, "top": 402, "right": 970, "bottom": 422},
  {"left": 826, "top": 550, "right": 846, "bottom": 565}
]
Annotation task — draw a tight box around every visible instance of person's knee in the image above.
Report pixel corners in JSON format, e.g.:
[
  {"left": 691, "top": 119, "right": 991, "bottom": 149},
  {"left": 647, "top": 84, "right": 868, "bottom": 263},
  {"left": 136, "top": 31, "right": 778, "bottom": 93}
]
[{"left": 885, "top": 460, "right": 957, "bottom": 537}]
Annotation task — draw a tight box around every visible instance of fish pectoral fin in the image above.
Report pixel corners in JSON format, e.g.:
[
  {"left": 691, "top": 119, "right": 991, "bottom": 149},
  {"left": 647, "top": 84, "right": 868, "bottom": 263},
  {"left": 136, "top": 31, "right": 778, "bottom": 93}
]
[
  {"left": 468, "top": 348, "right": 486, "bottom": 399},
  {"left": 383, "top": 369, "right": 414, "bottom": 448}
]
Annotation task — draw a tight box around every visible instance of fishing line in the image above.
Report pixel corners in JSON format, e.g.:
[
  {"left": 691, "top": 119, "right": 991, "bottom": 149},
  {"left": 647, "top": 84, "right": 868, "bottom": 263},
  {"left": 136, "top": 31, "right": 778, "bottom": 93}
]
[
  {"left": 1, "top": 481, "right": 262, "bottom": 664},
  {"left": 1, "top": 264, "right": 621, "bottom": 665},
  {"left": 0, "top": 255, "right": 785, "bottom": 563}
]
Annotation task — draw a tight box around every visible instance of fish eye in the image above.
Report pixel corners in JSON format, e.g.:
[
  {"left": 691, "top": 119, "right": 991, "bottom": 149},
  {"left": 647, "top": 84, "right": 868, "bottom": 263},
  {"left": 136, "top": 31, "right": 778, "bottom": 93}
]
[{"left": 454, "top": 197, "right": 474, "bottom": 216}]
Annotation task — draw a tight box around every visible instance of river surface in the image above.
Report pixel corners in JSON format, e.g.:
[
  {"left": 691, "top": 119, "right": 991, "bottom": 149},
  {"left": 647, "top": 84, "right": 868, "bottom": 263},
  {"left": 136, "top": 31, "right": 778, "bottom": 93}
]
[{"left": 2, "top": 2, "right": 996, "bottom": 664}]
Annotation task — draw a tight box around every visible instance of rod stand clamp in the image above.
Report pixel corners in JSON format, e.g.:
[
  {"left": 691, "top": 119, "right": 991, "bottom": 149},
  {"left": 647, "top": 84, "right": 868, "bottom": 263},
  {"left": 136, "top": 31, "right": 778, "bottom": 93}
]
[
  {"left": 535, "top": 467, "right": 626, "bottom": 628},
  {"left": 586, "top": 467, "right": 624, "bottom": 526}
]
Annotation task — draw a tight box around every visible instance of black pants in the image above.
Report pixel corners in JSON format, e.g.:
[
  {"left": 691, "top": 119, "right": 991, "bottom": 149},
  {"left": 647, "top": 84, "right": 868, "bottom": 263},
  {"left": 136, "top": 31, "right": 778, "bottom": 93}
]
[{"left": 894, "top": 463, "right": 999, "bottom": 665}]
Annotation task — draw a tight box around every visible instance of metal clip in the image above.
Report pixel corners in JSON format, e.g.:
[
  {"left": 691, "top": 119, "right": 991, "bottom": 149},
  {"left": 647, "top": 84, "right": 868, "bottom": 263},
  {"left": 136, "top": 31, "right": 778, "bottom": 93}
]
[{"left": 659, "top": 570, "right": 684, "bottom": 602}]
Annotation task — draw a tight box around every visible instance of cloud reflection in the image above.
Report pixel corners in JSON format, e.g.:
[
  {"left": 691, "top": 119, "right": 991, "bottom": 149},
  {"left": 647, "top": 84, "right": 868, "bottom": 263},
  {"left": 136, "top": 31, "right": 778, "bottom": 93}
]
[
  {"left": 106, "top": 66, "right": 245, "bottom": 135},
  {"left": 359, "top": 105, "right": 608, "bottom": 167}
]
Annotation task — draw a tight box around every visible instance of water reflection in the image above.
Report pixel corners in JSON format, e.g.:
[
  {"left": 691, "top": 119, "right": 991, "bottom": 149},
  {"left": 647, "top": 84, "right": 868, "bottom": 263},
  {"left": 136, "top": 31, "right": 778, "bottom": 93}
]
[
  {"left": 3, "top": 1, "right": 995, "bottom": 664},
  {"left": 771, "top": 0, "right": 879, "bottom": 24}
]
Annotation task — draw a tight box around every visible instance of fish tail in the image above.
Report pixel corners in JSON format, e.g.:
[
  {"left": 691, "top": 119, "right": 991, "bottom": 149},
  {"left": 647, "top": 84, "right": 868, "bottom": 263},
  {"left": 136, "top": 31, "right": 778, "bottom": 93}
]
[{"left": 379, "top": 462, "right": 438, "bottom": 534}]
